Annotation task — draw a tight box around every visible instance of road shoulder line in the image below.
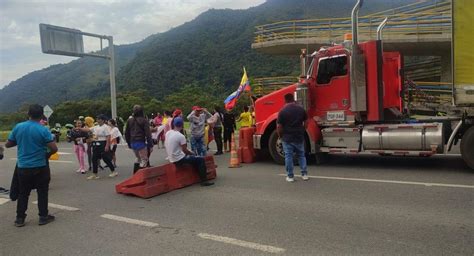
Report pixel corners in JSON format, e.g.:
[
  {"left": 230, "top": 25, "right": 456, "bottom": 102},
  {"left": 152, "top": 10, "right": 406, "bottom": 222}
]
[
  {"left": 278, "top": 174, "right": 474, "bottom": 189},
  {"left": 0, "top": 198, "right": 10, "bottom": 205}
]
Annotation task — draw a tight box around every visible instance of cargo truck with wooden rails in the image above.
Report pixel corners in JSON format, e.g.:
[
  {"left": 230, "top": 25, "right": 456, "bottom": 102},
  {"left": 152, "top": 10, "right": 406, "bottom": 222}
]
[{"left": 252, "top": 0, "right": 474, "bottom": 170}]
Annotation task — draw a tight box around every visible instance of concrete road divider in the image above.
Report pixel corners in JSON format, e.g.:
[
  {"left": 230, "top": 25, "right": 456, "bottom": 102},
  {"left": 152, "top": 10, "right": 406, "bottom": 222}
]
[
  {"left": 116, "top": 156, "right": 217, "bottom": 198},
  {"left": 238, "top": 127, "right": 256, "bottom": 163}
]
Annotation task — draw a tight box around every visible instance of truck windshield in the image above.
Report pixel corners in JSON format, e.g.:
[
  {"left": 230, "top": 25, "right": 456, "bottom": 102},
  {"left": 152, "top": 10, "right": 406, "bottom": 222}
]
[{"left": 316, "top": 55, "right": 348, "bottom": 85}]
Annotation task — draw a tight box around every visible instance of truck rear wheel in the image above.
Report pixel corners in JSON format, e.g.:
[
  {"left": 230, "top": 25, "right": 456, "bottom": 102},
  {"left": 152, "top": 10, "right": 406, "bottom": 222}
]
[
  {"left": 268, "top": 129, "right": 285, "bottom": 165},
  {"left": 461, "top": 126, "right": 474, "bottom": 170}
]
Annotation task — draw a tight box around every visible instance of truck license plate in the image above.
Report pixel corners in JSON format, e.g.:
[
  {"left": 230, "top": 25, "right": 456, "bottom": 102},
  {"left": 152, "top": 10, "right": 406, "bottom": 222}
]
[{"left": 327, "top": 111, "right": 345, "bottom": 121}]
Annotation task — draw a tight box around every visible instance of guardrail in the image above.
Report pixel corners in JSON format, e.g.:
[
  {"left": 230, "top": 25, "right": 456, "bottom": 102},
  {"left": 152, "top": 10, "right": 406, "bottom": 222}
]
[
  {"left": 252, "top": 77, "right": 453, "bottom": 108},
  {"left": 254, "top": 1, "right": 451, "bottom": 45}
]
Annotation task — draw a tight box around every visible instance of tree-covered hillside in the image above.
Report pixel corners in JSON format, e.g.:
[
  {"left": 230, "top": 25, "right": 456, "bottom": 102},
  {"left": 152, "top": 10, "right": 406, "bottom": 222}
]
[{"left": 0, "top": 0, "right": 414, "bottom": 113}]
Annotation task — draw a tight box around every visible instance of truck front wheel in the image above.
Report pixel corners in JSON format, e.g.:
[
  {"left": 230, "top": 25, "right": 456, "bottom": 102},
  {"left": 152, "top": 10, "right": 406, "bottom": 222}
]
[
  {"left": 461, "top": 126, "right": 474, "bottom": 170},
  {"left": 268, "top": 129, "right": 285, "bottom": 165}
]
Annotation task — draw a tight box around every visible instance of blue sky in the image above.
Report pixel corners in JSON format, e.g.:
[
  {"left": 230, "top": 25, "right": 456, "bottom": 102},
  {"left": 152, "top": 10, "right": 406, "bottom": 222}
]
[{"left": 0, "top": 0, "right": 265, "bottom": 89}]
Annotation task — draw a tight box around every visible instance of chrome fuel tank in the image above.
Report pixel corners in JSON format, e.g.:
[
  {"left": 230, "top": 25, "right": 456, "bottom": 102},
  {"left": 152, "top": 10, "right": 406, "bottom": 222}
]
[{"left": 362, "top": 123, "right": 444, "bottom": 153}]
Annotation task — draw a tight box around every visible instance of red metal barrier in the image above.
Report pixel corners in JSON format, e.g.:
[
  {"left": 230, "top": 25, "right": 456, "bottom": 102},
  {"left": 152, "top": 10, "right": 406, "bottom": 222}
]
[
  {"left": 116, "top": 156, "right": 217, "bottom": 198},
  {"left": 238, "top": 127, "right": 256, "bottom": 163}
]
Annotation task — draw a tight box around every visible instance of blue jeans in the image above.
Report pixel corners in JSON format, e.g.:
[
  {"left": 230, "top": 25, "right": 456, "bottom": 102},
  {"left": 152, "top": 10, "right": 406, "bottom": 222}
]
[
  {"left": 175, "top": 155, "right": 207, "bottom": 181},
  {"left": 282, "top": 141, "right": 307, "bottom": 178},
  {"left": 191, "top": 136, "right": 206, "bottom": 156}
]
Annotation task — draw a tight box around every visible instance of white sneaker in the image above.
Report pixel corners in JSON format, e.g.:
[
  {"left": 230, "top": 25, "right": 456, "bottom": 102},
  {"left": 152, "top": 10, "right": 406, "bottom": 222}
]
[
  {"left": 302, "top": 174, "right": 309, "bottom": 181},
  {"left": 87, "top": 174, "right": 99, "bottom": 180},
  {"left": 76, "top": 169, "right": 82, "bottom": 173},
  {"left": 286, "top": 176, "right": 295, "bottom": 182},
  {"left": 109, "top": 171, "right": 118, "bottom": 177}
]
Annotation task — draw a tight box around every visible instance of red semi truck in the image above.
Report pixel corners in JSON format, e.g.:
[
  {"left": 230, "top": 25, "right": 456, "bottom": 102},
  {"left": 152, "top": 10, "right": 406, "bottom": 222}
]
[{"left": 252, "top": 0, "right": 474, "bottom": 170}]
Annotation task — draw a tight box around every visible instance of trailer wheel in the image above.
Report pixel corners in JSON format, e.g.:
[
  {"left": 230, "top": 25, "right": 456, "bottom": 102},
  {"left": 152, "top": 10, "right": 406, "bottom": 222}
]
[
  {"left": 268, "top": 129, "right": 285, "bottom": 165},
  {"left": 461, "top": 126, "right": 474, "bottom": 170}
]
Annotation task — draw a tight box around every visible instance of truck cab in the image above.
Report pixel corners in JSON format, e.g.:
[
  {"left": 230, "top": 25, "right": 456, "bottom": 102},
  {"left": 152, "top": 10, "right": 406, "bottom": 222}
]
[{"left": 252, "top": 0, "right": 474, "bottom": 170}]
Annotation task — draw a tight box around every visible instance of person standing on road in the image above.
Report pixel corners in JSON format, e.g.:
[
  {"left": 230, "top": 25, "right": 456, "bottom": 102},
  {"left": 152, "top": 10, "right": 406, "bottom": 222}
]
[
  {"left": 108, "top": 119, "right": 121, "bottom": 167},
  {"left": 125, "top": 105, "right": 154, "bottom": 174},
  {"left": 277, "top": 93, "right": 309, "bottom": 182},
  {"left": 84, "top": 116, "right": 95, "bottom": 171},
  {"left": 187, "top": 106, "right": 212, "bottom": 156},
  {"left": 165, "top": 117, "right": 214, "bottom": 186},
  {"left": 223, "top": 109, "right": 236, "bottom": 152},
  {"left": 237, "top": 106, "right": 252, "bottom": 128},
  {"left": 87, "top": 114, "right": 117, "bottom": 180},
  {"left": 70, "top": 120, "right": 89, "bottom": 174},
  {"left": 211, "top": 106, "right": 224, "bottom": 155},
  {"left": 5, "top": 104, "right": 58, "bottom": 227},
  {"left": 153, "top": 112, "right": 163, "bottom": 148}
]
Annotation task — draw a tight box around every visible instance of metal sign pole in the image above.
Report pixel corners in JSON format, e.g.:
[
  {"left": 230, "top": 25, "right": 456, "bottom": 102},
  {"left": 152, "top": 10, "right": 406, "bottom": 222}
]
[
  {"left": 39, "top": 24, "right": 119, "bottom": 119},
  {"left": 108, "top": 36, "right": 117, "bottom": 120}
]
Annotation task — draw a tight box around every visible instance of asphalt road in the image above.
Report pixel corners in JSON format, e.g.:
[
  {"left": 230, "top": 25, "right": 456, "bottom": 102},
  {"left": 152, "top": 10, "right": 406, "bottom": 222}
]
[{"left": 0, "top": 142, "right": 473, "bottom": 256}]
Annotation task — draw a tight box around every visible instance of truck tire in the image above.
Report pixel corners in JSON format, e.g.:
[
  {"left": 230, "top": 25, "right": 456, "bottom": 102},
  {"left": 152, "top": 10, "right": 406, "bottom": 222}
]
[
  {"left": 268, "top": 129, "right": 285, "bottom": 165},
  {"left": 460, "top": 126, "right": 474, "bottom": 170}
]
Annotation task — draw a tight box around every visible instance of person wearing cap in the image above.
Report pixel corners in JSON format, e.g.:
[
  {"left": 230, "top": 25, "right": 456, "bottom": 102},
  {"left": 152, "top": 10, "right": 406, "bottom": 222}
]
[
  {"left": 171, "top": 109, "right": 186, "bottom": 135},
  {"left": 165, "top": 117, "right": 214, "bottom": 186},
  {"left": 125, "top": 105, "right": 154, "bottom": 174},
  {"left": 87, "top": 114, "right": 117, "bottom": 179},
  {"left": 187, "top": 106, "right": 212, "bottom": 156}
]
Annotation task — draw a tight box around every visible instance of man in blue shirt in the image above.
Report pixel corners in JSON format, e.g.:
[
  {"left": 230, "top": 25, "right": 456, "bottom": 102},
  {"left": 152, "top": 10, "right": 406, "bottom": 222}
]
[{"left": 5, "top": 104, "right": 58, "bottom": 227}]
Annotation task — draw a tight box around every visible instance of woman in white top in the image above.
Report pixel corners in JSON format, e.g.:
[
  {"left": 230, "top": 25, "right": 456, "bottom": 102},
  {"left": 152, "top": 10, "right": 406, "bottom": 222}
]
[
  {"left": 108, "top": 119, "right": 122, "bottom": 167},
  {"left": 86, "top": 115, "right": 117, "bottom": 180}
]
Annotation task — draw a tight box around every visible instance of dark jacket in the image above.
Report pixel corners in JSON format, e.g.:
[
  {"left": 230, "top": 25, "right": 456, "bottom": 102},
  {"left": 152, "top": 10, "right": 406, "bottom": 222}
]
[
  {"left": 223, "top": 112, "right": 236, "bottom": 131},
  {"left": 125, "top": 117, "right": 153, "bottom": 147}
]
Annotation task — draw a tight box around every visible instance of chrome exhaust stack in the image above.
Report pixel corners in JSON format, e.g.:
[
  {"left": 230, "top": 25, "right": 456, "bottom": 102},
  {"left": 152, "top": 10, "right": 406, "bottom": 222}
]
[
  {"left": 377, "top": 17, "right": 388, "bottom": 40},
  {"left": 351, "top": 0, "right": 363, "bottom": 48},
  {"left": 350, "top": 0, "right": 367, "bottom": 115}
]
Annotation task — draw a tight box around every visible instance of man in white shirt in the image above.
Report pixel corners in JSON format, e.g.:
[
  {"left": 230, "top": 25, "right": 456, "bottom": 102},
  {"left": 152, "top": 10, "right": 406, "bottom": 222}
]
[{"left": 165, "top": 117, "right": 214, "bottom": 186}]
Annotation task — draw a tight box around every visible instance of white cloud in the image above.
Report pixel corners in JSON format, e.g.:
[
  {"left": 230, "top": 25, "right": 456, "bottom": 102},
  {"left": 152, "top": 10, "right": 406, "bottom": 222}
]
[{"left": 0, "top": 0, "right": 265, "bottom": 88}]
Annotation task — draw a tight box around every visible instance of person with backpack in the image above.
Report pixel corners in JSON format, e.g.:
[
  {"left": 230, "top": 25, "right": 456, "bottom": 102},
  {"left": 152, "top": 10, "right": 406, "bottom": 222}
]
[{"left": 125, "top": 105, "right": 154, "bottom": 174}]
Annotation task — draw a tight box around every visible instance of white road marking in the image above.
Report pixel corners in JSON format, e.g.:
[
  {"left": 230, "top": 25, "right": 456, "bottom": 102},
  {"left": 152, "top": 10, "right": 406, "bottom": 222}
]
[
  {"left": 0, "top": 198, "right": 10, "bottom": 205},
  {"left": 48, "top": 160, "right": 74, "bottom": 163},
  {"left": 279, "top": 174, "right": 474, "bottom": 189},
  {"left": 33, "top": 201, "right": 80, "bottom": 211},
  {"left": 197, "top": 233, "right": 285, "bottom": 254},
  {"left": 9, "top": 158, "right": 73, "bottom": 164},
  {"left": 100, "top": 214, "right": 159, "bottom": 228},
  {"left": 57, "top": 152, "right": 72, "bottom": 155}
]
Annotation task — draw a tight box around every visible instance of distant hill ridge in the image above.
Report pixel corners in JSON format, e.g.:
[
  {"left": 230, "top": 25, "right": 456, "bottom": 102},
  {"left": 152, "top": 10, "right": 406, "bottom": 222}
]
[{"left": 0, "top": 0, "right": 413, "bottom": 113}]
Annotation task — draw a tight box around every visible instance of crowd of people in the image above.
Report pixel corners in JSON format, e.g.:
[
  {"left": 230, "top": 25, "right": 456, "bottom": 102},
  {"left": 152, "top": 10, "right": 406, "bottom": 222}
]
[
  {"left": 51, "top": 104, "right": 253, "bottom": 181},
  {"left": 1, "top": 93, "right": 309, "bottom": 227}
]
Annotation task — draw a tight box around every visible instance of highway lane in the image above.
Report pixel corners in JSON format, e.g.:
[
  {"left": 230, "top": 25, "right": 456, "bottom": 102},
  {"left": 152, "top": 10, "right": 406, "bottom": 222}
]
[{"left": 0, "top": 143, "right": 473, "bottom": 255}]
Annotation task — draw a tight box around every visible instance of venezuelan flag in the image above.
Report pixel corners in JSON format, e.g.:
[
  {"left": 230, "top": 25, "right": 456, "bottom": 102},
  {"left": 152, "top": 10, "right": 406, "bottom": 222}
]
[{"left": 224, "top": 67, "right": 251, "bottom": 110}]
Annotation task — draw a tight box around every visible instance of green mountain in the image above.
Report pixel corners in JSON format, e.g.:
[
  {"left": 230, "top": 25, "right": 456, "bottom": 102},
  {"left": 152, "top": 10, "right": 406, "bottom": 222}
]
[{"left": 0, "top": 0, "right": 413, "bottom": 113}]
